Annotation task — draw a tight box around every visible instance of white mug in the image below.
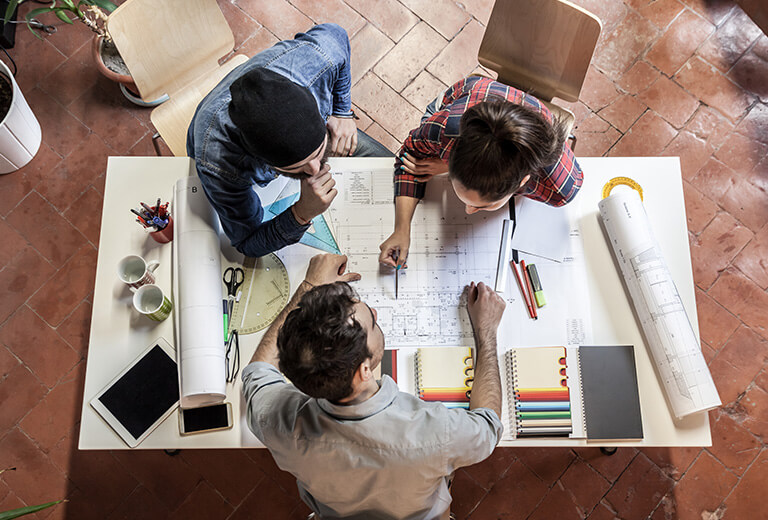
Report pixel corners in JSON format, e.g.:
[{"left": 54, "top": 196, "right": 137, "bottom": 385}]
[
  {"left": 131, "top": 284, "right": 173, "bottom": 322},
  {"left": 118, "top": 255, "right": 160, "bottom": 290}
]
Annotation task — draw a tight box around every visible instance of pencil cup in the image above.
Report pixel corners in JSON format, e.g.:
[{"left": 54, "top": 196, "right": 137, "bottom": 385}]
[
  {"left": 149, "top": 215, "right": 174, "bottom": 244},
  {"left": 117, "top": 255, "right": 159, "bottom": 290},
  {"left": 131, "top": 284, "right": 173, "bottom": 321}
]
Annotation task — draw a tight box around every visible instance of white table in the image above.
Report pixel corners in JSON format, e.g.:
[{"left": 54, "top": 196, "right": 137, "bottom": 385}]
[{"left": 79, "top": 156, "right": 711, "bottom": 449}]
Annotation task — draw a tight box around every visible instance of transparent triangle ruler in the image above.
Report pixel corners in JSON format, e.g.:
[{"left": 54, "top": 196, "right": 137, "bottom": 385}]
[
  {"left": 264, "top": 188, "right": 341, "bottom": 254},
  {"left": 229, "top": 253, "right": 291, "bottom": 334}
]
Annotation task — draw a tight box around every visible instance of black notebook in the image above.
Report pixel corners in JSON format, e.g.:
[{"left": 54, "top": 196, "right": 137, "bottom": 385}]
[{"left": 577, "top": 345, "right": 643, "bottom": 440}]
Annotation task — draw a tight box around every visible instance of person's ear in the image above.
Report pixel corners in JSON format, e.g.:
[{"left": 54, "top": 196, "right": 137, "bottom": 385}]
[
  {"left": 358, "top": 358, "right": 374, "bottom": 382},
  {"left": 519, "top": 174, "right": 531, "bottom": 189}
]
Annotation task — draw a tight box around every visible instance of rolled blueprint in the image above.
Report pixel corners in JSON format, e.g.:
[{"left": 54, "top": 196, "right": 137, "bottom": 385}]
[
  {"left": 598, "top": 189, "right": 720, "bottom": 419},
  {"left": 173, "top": 176, "right": 226, "bottom": 408}
]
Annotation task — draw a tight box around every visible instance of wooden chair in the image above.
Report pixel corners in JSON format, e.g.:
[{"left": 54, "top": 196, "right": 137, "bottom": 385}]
[
  {"left": 478, "top": 0, "right": 602, "bottom": 149},
  {"left": 107, "top": 0, "right": 249, "bottom": 156}
]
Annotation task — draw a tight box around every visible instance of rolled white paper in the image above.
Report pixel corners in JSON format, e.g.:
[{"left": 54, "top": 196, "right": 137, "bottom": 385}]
[
  {"left": 173, "top": 176, "right": 226, "bottom": 408},
  {"left": 599, "top": 189, "right": 720, "bottom": 419}
]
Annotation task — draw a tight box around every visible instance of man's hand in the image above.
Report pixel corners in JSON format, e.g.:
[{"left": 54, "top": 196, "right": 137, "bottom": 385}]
[
  {"left": 327, "top": 116, "right": 358, "bottom": 156},
  {"left": 304, "top": 254, "right": 361, "bottom": 287},
  {"left": 467, "top": 282, "right": 506, "bottom": 341},
  {"left": 378, "top": 230, "right": 410, "bottom": 268},
  {"left": 399, "top": 153, "right": 447, "bottom": 181},
  {"left": 292, "top": 163, "right": 337, "bottom": 224}
]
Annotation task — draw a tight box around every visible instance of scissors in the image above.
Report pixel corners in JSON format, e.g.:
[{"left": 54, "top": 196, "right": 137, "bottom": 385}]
[{"left": 223, "top": 267, "right": 244, "bottom": 298}]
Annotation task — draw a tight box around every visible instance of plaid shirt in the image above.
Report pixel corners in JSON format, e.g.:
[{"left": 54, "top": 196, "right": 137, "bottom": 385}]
[{"left": 394, "top": 76, "right": 582, "bottom": 207}]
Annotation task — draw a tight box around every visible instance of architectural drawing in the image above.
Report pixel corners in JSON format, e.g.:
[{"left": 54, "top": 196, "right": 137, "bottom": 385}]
[
  {"left": 599, "top": 189, "right": 721, "bottom": 419},
  {"left": 327, "top": 170, "right": 503, "bottom": 347}
]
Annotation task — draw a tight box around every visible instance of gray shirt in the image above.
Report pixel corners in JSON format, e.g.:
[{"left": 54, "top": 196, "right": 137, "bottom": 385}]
[{"left": 242, "top": 362, "right": 503, "bottom": 520}]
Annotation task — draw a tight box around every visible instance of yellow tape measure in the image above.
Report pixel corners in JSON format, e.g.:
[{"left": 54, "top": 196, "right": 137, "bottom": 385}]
[{"left": 602, "top": 176, "right": 643, "bottom": 201}]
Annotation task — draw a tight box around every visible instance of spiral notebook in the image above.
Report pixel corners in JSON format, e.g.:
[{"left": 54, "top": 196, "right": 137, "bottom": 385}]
[
  {"left": 415, "top": 347, "right": 474, "bottom": 409},
  {"left": 505, "top": 345, "right": 643, "bottom": 440}
]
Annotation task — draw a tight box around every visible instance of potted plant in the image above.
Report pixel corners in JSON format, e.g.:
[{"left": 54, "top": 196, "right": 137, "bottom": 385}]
[
  {"left": 0, "top": 57, "right": 41, "bottom": 173},
  {"left": 4, "top": 0, "right": 166, "bottom": 106}
]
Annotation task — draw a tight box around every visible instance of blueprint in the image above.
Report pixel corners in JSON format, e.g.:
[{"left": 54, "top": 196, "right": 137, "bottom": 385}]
[
  {"left": 599, "top": 189, "right": 720, "bottom": 419},
  {"left": 325, "top": 170, "right": 594, "bottom": 349},
  {"left": 327, "top": 170, "right": 500, "bottom": 347}
]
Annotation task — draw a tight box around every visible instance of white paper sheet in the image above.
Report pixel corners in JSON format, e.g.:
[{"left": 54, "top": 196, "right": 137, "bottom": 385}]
[
  {"left": 321, "top": 170, "right": 593, "bottom": 351},
  {"left": 598, "top": 190, "right": 720, "bottom": 419},
  {"left": 510, "top": 196, "right": 572, "bottom": 262}
]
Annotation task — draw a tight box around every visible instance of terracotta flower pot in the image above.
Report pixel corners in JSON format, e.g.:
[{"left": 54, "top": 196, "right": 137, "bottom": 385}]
[
  {"left": 92, "top": 35, "right": 138, "bottom": 92},
  {"left": 91, "top": 35, "right": 168, "bottom": 107}
]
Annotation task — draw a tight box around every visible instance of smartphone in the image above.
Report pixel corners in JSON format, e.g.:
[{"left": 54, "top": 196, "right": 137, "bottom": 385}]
[{"left": 179, "top": 402, "right": 233, "bottom": 435}]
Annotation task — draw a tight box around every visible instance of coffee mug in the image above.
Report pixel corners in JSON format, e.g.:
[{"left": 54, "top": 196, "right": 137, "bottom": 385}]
[
  {"left": 118, "top": 255, "right": 160, "bottom": 289},
  {"left": 132, "top": 284, "right": 173, "bottom": 321}
]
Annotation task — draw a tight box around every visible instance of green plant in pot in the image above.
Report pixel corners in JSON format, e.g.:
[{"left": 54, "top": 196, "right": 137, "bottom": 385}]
[{"left": 4, "top": 0, "right": 166, "bottom": 106}]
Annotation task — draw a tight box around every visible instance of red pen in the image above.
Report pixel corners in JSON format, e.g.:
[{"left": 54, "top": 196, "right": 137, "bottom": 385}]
[
  {"left": 520, "top": 260, "right": 538, "bottom": 319},
  {"left": 511, "top": 261, "right": 536, "bottom": 319}
]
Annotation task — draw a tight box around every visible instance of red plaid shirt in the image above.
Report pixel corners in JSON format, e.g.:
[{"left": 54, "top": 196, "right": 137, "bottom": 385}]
[{"left": 394, "top": 76, "right": 582, "bottom": 207}]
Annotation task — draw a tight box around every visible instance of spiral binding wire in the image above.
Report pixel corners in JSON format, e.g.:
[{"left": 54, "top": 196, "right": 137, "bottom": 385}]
[
  {"left": 577, "top": 349, "right": 587, "bottom": 436},
  {"left": 415, "top": 351, "right": 423, "bottom": 398},
  {"left": 505, "top": 350, "right": 520, "bottom": 436}
]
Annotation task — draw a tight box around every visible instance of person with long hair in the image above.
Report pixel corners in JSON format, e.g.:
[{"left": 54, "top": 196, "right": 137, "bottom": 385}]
[{"left": 379, "top": 75, "right": 582, "bottom": 268}]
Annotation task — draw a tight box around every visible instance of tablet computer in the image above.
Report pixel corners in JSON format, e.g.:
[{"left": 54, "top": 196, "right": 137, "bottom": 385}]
[{"left": 90, "top": 337, "right": 180, "bottom": 448}]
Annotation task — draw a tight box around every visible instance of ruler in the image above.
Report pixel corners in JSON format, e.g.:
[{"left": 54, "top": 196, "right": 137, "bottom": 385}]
[
  {"left": 265, "top": 192, "right": 341, "bottom": 254},
  {"left": 229, "top": 253, "right": 291, "bottom": 335}
]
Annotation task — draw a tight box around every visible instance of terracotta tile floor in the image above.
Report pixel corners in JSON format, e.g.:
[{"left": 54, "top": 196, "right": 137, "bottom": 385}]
[{"left": 1, "top": 0, "right": 767, "bottom": 518}]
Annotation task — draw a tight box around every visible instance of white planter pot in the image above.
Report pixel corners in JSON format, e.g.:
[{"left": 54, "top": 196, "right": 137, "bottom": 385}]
[{"left": 0, "top": 60, "right": 42, "bottom": 174}]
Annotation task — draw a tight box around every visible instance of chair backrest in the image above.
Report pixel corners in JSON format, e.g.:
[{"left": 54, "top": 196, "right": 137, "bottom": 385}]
[
  {"left": 478, "top": 0, "right": 601, "bottom": 102},
  {"left": 107, "top": 0, "right": 236, "bottom": 101}
]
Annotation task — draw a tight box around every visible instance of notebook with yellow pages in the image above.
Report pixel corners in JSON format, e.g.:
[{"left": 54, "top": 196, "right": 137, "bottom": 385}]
[
  {"left": 504, "top": 345, "right": 643, "bottom": 440},
  {"left": 415, "top": 347, "right": 473, "bottom": 409}
]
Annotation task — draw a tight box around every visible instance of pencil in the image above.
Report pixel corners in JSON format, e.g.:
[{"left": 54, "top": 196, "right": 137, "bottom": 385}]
[
  {"left": 520, "top": 260, "right": 538, "bottom": 319},
  {"left": 511, "top": 261, "right": 536, "bottom": 319}
]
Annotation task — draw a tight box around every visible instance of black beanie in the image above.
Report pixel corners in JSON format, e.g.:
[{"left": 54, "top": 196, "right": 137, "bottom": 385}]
[{"left": 228, "top": 68, "right": 326, "bottom": 168}]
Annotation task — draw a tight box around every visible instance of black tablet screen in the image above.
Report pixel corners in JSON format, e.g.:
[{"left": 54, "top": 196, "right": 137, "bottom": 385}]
[{"left": 98, "top": 345, "right": 180, "bottom": 439}]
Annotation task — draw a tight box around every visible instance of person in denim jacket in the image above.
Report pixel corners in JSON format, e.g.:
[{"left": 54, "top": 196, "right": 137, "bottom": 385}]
[{"left": 187, "top": 24, "right": 391, "bottom": 258}]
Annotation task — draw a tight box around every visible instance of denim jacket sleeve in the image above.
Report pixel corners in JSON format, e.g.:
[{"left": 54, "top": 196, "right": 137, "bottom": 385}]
[
  {"left": 195, "top": 159, "right": 310, "bottom": 257},
  {"left": 298, "top": 24, "right": 353, "bottom": 117}
]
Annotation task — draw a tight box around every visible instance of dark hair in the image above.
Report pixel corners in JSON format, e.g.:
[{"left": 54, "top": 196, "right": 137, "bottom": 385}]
[
  {"left": 448, "top": 98, "right": 567, "bottom": 200},
  {"left": 277, "top": 282, "right": 371, "bottom": 401}
]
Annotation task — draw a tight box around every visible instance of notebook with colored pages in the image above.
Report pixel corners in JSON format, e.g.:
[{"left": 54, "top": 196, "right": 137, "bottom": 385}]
[
  {"left": 415, "top": 347, "right": 474, "bottom": 409},
  {"left": 504, "top": 345, "right": 643, "bottom": 440}
]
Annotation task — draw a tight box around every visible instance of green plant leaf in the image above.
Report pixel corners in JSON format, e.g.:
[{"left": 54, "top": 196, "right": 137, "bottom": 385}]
[
  {"left": 53, "top": 9, "right": 75, "bottom": 24},
  {"left": 87, "top": 0, "right": 118, "bottom": 13},
  {"left": 0, "top": 500, "right": 64, "bottom": 520},
  {"left": 3, "top": 1, "right": 20, "bottom": 26},
  {"left": 61, "top": 0, "right": 77, "bottom": 9},
  {"left": 25, "top": 6, "right": 57, "bottom": 21}
]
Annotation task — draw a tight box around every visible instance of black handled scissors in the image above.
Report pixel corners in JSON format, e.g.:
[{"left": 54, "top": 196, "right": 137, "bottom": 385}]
[{"left": 223, "top": 267, "right": 244, "bottom": 298}]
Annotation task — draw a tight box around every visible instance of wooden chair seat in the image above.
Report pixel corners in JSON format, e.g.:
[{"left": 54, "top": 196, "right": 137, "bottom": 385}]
[{"left": 107, "top": 0, "right": 248, "bottom": 156}]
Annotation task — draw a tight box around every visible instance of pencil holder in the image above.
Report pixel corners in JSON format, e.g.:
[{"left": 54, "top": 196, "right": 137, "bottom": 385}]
[{"left": 150, "top": 216, "right": 174, "bottom": 243}]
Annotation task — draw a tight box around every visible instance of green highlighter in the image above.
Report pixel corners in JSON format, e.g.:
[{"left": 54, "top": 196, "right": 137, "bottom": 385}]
[{"left": 526, "top": 264, "right": 546, "bottom": 307}]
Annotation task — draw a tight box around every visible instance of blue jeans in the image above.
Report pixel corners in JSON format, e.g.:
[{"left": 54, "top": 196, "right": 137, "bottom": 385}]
[{"left": 355, "top": 129, "right": 394, "bottom": 157}]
